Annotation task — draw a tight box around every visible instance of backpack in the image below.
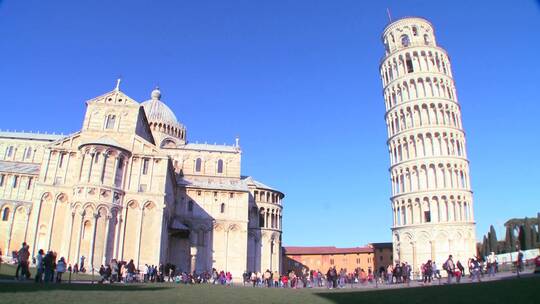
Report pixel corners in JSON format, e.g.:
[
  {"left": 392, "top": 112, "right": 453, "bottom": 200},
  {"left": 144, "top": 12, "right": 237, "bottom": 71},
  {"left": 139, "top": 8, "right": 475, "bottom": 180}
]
[{"left": 442, "top": 261, "right": 448, "bottom": 271}]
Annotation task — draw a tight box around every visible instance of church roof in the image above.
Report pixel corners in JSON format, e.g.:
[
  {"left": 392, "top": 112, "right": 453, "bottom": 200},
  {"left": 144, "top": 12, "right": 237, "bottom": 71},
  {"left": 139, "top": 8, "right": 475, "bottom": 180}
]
[
  {"left": 242, "top": 176, "right": 281, "bottom": 193},
  {"left": 141, "top": 88, "right": 181, "bottom": 127},
  {"left": 283, "top": 246, "right": 373, "bottom": 255},
  {"left": 0, "top": 131, "right": 65, "bottom": 142},
  {"left": 177, "top": 176, "right": 249, "bottom": 192},
  {"left": 79, "top": 136, "right": 129, "bottom": 152},
  {"left": 183, "top": 143, "right": 239, "bottom": 153},
  {"left": 0, "top": 160, "right": 40, "bottom": 175}
]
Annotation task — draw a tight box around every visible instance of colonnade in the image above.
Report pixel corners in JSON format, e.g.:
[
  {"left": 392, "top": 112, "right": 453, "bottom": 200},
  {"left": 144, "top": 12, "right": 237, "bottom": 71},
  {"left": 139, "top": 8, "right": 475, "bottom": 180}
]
[
  {"left": 389, "top": 130, "right": 466, "bottom": 165},
  {"left": 386, "top": 100, "right": 462, "bottom": 138},
  {"left": 149, "top": 121, "right": 186, "bottom": 141},
  {"left": 256, "top": 207, "right": 282, "bottom": 230},
  {"left": 390, "top": 160, "right": 470, "bottom": 195},
  {"left": 30, "top": 191, "right": 159, "bottom": 270},
  {"left": 381, "top": 48, "right": 452, "bottom": 87},
  {"left": 391, "top": 194, "right": 473, "bottom": 226},
  {"left": 0, "top": 204, "right": 31, "bottom": 255},
  {"left": 77, "top": 148, "right": 128, "bottom": 187}
]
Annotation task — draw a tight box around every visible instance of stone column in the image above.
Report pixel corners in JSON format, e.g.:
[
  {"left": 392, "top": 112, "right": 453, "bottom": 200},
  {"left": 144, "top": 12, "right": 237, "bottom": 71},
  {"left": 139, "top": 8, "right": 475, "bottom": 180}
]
[
  {"left": 31, "top": 199, "right": 44, "bottom": 258},
  {"left": 66, "top": 210, "right": 76, "bottom": 263},
  {"left": 190, "top": 246, "right": 198, "bottom": 274},
  {"left": 5, "top": 206, "right": 17, "bottom": 254},
  {"left": 42, "top": 150, "right": 52, "bottom": 183},
  {"left": 89, "top": 212, "right": 99, "bottom": 271},
  {"left": 23, "top": 208, "right": 31, "bottom": 243},
  {"left": 75, "top": 210, "right": 85, "bottom": 265},
  {"left": 62, "top": 153, "right": 71, "bottom": 183},
  {"left": 46, "top": 199, "right": 59, "bottom": 251},
  {"left": 111, "top": 157, "right": 119, "bottom": 187},
  {"left": 112, "top": 213, "right": 122, "bottom": 259},
  {"left": 136, "top": 207, "right": 144, "bottom": 269},
  {"left": 100, "top": 153, "right": 108, "bottom": 184},
  {"left": 87, "top": 153, "right": 95, "bottom": 183},
  {"left": 118, "top": 207, "right": 128, "bottom": 261},
  {"left": 52, "top": 152, "right": 61, "bottom": 184},
  {"left": 78, "top": 152, "right": 86, "bottom": 182},
  {"left": 102, "top": 215, "right": 112, "bottom": 265}
]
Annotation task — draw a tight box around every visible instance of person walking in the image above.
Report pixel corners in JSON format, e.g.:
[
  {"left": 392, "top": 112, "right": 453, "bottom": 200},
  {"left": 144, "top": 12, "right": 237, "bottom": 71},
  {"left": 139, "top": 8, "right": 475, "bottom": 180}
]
[
  {"left": 423, "top": 260, "right": 433, "bottom": 284},
  {"left": 264, "top": 269, "right": 271, "bottom": 287},
  {"left": 470, "top": 258, "right": 481, "bottom": 282},
  {"left": 80, "top": 256, "right": 86, "bottom": 273},
  {"left": 15, "top": 243, "right": 30, "bottom": 280},
  {"left": 126, "top": 259, "right": 135, "bottom": 283},
  {"left": 456, "top": 260, "right": 465, "bottom": 283},
  {"left": 56, "top": 257, "right": 66, "bottom": 283},
  {"left": 43, "top": 251, "right": 54, "bottom": 283},
  {"left": 34, "top": 249, "right": 44, "bottom": 283},
  {"left": 444, "top": 255, "right": 455, "bottom": 284},
  {"left": 432, "top": 262, "right": 441, "bottom": 281},
  {"left": 516, "top": 250, "right": 524, "bottom": 278},
  {"left": 110, "top": 259, "right": 118, "bottom": 283}
]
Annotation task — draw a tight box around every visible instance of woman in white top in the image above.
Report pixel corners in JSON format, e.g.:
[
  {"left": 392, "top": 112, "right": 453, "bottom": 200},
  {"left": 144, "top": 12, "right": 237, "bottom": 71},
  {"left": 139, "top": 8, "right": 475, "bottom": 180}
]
[{"left": 56, "top": 257, "right": 67, "bottom": 283}]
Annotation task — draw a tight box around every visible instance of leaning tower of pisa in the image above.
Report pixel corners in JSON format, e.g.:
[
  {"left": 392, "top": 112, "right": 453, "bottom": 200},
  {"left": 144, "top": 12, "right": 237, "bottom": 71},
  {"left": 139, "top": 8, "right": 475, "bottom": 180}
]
[{"left": 379, "top": 17, "right": 477, "bottom": 273}]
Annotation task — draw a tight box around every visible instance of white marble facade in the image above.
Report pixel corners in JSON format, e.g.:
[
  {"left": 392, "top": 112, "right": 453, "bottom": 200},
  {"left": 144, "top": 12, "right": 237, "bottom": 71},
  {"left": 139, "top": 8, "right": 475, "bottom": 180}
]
[
  {"left": 0, "top": 86, "right": 284, "bottom": 279},
  {"left": 380, "top": 17, "right": 477, "bottom": 274}
]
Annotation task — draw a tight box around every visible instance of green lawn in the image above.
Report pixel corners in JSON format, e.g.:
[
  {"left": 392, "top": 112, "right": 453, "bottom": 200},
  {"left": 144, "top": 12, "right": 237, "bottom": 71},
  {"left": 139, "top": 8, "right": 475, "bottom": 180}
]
[
  {"left": 0, "top": 262, "right": 538, "bottom": 304},
  {"left": 0, "top": 262, "right": 99, "bottom": 281}
]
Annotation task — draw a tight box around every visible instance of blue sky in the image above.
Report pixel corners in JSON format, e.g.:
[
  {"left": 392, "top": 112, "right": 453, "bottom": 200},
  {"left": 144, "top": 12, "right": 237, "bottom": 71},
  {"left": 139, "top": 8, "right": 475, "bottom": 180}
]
[{"left": 1, "top": 1, "right": 539, "bottom": 247}]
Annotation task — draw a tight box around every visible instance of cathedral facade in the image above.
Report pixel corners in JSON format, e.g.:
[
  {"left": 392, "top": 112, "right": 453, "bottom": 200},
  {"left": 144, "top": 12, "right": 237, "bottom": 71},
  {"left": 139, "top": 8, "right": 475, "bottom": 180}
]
[{"left": 0, "top": 86, "right": 284, "bottom": 278}]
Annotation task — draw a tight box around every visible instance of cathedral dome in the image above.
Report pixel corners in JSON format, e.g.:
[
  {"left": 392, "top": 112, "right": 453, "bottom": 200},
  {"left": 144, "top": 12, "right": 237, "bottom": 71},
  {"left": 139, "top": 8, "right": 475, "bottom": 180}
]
[
  {"left": 141, "top": 88, "right": 179, "bottom": 126},
  {"left": 141, "top": 88, "right": 186, "bottom": 144}
]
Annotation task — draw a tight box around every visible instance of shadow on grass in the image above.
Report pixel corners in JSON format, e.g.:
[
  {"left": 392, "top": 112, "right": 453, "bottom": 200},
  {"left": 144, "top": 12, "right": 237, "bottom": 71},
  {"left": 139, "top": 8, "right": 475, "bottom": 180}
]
[
  {"left": 0, "top": 283, "right": 172, "bottom": 293},
  {"left": 313, "top": 276, "right": 540, "bottom": 304}
]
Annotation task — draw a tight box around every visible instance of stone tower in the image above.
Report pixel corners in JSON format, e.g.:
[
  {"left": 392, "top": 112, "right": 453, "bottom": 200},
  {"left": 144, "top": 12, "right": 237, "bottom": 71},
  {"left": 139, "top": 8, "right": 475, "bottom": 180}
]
[{"left": 379, "top": 17, "right": 476, "bottom": 273}]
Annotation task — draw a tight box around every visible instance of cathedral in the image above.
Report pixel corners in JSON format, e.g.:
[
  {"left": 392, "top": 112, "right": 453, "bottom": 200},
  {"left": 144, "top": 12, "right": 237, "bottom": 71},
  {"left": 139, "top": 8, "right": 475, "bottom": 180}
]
[{"left": 0, "top": 84, "right": 284, "bottom": 278}]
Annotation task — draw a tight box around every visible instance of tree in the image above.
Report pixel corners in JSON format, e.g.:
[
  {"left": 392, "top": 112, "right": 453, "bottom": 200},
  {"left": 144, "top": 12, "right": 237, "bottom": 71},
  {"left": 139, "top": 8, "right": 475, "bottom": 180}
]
[
  {"left": 482, "top": 235, "right": 489, "bottom": 257},
  {"left": 489, "top": 225, "right": 498, "bottom": 253},
  {"left": 518, "top": 225, "right": 526, "bottom": 250},
  {"left": 523, "top": 219, "right": 532, "bottom": 250},
  {"left": 504, "top": 226, "right": 514, "bottom": 253}
]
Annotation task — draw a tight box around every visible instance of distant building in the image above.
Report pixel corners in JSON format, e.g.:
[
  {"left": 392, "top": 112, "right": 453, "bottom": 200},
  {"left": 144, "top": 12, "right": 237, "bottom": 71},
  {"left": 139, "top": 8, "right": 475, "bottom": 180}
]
[
  {"left": 369, "top": 242, "right": 393, "bottom": 271},
  {"left": 282, "top": 246, "right": 375, "bottom": 274}
]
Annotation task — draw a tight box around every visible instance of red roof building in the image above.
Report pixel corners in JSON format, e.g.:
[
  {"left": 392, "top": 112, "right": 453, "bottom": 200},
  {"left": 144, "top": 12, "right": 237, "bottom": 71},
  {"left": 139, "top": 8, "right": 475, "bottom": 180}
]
[{"left": 282, "top": 246, "right": 375, "bottom": 274}]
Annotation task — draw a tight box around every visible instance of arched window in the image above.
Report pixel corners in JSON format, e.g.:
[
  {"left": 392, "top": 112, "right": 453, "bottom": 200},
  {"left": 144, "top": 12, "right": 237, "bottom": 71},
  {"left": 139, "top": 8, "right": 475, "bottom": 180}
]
[
  {"left": 424, "top": 34, "right": 430, "bottom": 45},
  {"left": 259, "top": 209, "right": 265, "bottom": 228},
  {"left": 401, "top": 35, "right": 410, "bottom": 47},
  {"left": 188, "top": 200, "right": 194, "bottom": 212},
  {"left": 105, "top": 114, "right": 116, "bottom": 129},
  {"left": 24, "top": 147, "right": 32, "bottom": 159},
  {"left": 412, "top": 27, "right": 418, "bottom": 36},
  {"left": 405, "top": 53, "right": 414, "bottom": 73},
  {"left": 217, "top": 159, "right": 224, "bottom": 174},
  {"left": 82, "top": 220, "right": 91, "bottom": 239},
  {"left": 142, "top": 158, "right": 149, "bottom": 175},
  {"left": 2, "top": 207, "right": 10, "bottom": 221},
  {"left": 195, "top": 158, "right": 202, "bottom": 172},
  {"left": 220, "top": 203, "right": 225, "bottom": 213},
  {"left": 6, "top": 146, "right": 14, "bottom": 158}
]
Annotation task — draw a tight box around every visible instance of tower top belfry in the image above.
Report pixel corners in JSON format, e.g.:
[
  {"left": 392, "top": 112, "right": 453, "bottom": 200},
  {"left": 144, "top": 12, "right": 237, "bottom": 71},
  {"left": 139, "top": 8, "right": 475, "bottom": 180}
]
[{"left": 382, "top": 17, "right": 437, "bottom": 55}]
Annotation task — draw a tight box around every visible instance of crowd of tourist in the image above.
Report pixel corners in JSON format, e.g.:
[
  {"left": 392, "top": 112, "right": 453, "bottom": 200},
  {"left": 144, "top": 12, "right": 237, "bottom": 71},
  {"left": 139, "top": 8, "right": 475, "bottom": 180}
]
[{"left": 3, "top": 242, "right": 537, "bottom": 289}]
